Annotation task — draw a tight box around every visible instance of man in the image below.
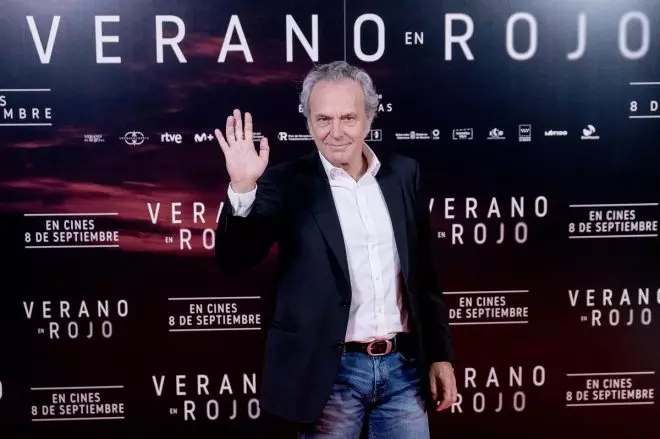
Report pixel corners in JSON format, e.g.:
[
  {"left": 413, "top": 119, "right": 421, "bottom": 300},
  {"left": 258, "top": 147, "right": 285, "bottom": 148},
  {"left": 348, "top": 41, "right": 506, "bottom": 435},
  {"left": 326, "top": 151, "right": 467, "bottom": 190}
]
[{"left": 214, "top": 60, "right": 457, "bottom": 438}]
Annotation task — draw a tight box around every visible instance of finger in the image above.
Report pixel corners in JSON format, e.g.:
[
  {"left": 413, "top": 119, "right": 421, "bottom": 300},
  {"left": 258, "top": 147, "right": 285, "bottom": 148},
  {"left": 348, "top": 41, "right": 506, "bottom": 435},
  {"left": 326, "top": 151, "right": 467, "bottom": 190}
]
[
  {"left": 259, "top": 136, "right": 270, "bottom": 164},
  {"left": 244, "top": 112, "right": 253, "bottom": 141},
  {"left": 450, "top": 376, "right": 458, "bottom": 403},
  {"left": 429, "top": 374, "right": 438, "bottom": 402},
  {"left": 214, "top": 128, "right": 229, "bottom": 153},
  {"left": 437, "top": 378, "right": 454, "bottom": 411},
  {"left": 437, "top": 393, "right": 452, "bottom": 412},
  {"left": 226, "top": 115, "right": 235, "bottom": 144},
  {"left": 233, "top": 109, "right": 243, "bottom": 141}
]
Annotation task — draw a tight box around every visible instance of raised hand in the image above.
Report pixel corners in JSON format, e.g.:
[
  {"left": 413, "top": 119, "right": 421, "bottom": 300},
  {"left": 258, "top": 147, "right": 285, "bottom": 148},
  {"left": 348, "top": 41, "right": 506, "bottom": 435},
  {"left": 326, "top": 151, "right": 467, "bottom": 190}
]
[{"left": 215, "top": 109, "right": 270, "bottom": 193}]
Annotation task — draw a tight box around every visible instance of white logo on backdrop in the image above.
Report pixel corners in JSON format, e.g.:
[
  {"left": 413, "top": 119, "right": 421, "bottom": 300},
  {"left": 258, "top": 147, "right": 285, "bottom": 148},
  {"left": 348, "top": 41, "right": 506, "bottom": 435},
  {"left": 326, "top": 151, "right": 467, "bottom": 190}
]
[
  {"left": 487, "top": 128, "right": 505, "bottom": 139},
  {"left": 581, "top": 124, "right": 600, "bottom": 140},
  {"left": 452, "top": 128, "right": 473, "bottom": 140},
  {"left": 120, "top": 131, "right": 148, "bottom": 146},
  {"left": 518, "top": 125, "right": 532, "bottom": 142}
]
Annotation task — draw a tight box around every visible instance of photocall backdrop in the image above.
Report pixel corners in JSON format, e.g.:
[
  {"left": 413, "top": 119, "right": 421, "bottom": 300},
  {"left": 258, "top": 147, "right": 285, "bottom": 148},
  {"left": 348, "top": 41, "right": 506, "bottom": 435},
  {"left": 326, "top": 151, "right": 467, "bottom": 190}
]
[{"left": 0, "top": 0, "right": 659, "bottom": 437}]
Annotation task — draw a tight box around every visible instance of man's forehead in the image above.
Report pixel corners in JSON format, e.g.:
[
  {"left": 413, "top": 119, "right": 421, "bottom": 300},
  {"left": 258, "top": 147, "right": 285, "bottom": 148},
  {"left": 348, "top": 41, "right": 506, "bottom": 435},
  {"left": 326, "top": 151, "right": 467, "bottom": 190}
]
[
  {"left": 310, "top": 93, "right": 363, "bottom": 113},
  {"left": 312, "top": 110, "right": 358, "bottom": 117},
  {"left": 311, "top": 80, "right": 364, "bottom": 99}
]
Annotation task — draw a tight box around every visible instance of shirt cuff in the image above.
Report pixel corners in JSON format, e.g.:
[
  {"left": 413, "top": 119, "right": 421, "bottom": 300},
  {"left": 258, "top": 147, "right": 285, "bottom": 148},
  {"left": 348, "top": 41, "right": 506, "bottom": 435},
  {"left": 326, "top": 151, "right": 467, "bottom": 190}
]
[{"left": 227, "top": 183, "right": 257, "bottom": 217}]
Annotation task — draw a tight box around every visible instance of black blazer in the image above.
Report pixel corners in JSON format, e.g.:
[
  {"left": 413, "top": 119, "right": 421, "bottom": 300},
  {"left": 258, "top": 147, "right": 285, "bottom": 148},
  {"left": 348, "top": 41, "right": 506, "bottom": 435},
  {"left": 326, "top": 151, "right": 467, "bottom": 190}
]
[{"left": 214, "top": 149, "right": 455, "bottom": 424}]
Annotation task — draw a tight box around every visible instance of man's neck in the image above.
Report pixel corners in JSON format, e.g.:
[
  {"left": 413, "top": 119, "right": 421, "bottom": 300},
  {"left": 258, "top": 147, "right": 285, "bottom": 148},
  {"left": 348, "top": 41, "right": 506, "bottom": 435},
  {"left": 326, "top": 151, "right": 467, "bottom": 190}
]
[{"left": 344, "top": 152, "right": 368, "bottom": 181}]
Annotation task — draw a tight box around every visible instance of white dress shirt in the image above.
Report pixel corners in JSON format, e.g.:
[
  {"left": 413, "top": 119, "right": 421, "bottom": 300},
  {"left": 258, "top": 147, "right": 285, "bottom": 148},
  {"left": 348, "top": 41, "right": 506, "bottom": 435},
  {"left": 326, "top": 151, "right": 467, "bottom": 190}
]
[{"left": 226, "top": 143, "right": 409, "bottom": 343}]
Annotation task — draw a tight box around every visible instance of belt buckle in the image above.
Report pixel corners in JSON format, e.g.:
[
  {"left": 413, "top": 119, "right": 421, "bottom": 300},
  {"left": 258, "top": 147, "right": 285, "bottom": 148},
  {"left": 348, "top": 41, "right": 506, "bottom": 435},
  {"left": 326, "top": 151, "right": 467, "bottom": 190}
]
[{"left": 366, "top": 339, "right": 392, "bottom": 356}]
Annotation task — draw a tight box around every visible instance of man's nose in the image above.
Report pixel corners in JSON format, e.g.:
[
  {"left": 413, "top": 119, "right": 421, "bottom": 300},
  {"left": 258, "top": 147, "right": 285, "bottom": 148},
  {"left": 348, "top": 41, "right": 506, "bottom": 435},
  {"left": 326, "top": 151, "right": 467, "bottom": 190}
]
[{"left": 331, "top": 120, "right": 343, "bottom": 138}]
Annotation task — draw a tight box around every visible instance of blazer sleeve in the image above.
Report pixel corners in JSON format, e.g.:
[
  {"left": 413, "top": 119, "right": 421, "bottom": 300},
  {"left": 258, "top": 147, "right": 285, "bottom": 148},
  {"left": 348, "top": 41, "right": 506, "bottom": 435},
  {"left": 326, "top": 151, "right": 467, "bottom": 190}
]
[
  {"left": 413, "top": 160, "right": 457, "bottom": 364},
  {"left": 215, "top": 166, "right": 284, "bottom": 273}
]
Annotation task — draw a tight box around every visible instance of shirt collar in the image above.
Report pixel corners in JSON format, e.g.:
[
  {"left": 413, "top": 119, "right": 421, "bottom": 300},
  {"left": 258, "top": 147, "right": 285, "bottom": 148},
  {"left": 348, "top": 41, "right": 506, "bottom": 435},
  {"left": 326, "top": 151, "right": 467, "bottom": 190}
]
[{"left": 318, "top": 142, "right": 381, "bottom": 180}]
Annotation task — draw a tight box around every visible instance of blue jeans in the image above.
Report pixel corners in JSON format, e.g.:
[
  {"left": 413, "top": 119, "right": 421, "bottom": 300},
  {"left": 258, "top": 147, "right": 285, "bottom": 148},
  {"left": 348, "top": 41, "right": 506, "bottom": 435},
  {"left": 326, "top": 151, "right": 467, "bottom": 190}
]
[{"left": 298, "top": 350, "right": 430, "bottom": 439}]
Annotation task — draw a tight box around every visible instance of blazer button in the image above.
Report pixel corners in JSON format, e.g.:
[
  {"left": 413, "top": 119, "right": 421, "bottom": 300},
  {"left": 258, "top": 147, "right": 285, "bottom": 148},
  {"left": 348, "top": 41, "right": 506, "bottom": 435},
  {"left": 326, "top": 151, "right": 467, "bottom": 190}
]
[
  {"left": 341, "top": 298, "right": 350, "bottom": 309},
  {"left": 334, "top": 341, "right": 344, "bottom": 350}
]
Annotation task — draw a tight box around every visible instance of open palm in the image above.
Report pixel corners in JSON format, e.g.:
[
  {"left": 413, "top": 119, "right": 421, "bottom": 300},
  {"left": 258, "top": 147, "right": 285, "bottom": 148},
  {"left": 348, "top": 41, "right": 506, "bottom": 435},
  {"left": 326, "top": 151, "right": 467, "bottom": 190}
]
[{"left": 215, "top": 109, "right": 269, "bottom": 192}]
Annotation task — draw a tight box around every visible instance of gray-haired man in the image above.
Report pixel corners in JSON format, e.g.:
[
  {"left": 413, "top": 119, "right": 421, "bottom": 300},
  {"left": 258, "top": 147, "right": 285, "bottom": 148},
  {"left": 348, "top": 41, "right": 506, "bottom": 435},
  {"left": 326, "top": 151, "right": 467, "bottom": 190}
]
[{"left": 214, "top": 60, "right": 457, "bottom": 438}]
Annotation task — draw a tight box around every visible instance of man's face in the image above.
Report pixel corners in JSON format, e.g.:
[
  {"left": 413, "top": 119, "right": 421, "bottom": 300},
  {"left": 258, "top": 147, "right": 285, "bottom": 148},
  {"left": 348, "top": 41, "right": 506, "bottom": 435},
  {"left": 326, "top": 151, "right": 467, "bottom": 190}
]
[{"left": 307, "top": 78, "right": 369, "bottom": 168}]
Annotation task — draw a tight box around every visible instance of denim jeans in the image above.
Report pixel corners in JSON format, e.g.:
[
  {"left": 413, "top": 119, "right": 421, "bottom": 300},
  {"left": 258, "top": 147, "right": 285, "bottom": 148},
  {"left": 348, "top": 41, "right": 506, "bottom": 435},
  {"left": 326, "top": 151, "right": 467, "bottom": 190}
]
[{"left": 298, "top": 350, "right": 430, "bottom": 439}]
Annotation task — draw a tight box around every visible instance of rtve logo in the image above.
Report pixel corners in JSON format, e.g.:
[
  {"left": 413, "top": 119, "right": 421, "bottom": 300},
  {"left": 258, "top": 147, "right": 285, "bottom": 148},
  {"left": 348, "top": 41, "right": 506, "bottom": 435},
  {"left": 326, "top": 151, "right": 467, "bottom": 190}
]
[{"left": 161, "top": 132, "right": 182, "bottom": 144}]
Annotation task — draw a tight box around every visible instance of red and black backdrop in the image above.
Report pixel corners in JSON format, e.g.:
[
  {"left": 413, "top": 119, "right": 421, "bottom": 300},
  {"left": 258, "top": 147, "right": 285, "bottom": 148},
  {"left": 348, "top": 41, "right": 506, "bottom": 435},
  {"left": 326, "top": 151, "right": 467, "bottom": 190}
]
[{"left": 0, "top": 0, "right": 658, "bottom": 437}]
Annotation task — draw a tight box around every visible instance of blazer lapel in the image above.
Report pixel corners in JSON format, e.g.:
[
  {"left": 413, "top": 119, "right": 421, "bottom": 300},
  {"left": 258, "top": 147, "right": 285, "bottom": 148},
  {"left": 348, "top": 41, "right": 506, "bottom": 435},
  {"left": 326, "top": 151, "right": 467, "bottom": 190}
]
[
  {"left": 306, "top": 154, "right": 351, "bottom": 286},
  {"left": 376, "top": 162, "right": 410, "bottom": 288}
]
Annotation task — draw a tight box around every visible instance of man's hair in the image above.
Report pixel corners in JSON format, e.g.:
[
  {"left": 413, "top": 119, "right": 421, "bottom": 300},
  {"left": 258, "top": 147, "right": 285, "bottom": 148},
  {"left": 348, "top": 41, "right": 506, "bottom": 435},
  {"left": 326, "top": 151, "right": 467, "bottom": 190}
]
[{"left": 299, "top": 60, "right": 380, "bottom": 124}]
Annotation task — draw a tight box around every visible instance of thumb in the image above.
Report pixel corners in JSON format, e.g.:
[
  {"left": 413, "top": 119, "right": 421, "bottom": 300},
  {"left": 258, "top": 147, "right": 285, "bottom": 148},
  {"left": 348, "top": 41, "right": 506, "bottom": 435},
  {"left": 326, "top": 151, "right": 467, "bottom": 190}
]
[{"left": 259, "top": 136, "right": 270, "bottom": 164}]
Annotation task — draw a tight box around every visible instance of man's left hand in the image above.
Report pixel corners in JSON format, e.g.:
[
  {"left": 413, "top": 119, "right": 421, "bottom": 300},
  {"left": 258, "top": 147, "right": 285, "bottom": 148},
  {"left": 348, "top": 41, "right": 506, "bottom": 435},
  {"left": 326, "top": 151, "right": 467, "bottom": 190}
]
[{"left": 429, "top": 361, "right": 457, "bottom": 411}]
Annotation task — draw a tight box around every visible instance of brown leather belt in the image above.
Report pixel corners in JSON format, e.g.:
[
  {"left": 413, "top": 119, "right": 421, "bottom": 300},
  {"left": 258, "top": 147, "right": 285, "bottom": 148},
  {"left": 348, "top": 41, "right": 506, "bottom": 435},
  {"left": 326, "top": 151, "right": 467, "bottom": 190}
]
[{"left": 343, "top": 333, "right": 412, "bottom": 356}]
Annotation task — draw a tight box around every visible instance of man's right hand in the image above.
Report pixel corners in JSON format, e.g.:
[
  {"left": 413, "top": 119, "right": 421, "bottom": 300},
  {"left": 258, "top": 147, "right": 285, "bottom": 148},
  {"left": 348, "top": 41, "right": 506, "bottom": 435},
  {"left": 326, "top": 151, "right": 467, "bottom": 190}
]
[{"left": 215, "top": 109, "right": 270, "bottom": 193}]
